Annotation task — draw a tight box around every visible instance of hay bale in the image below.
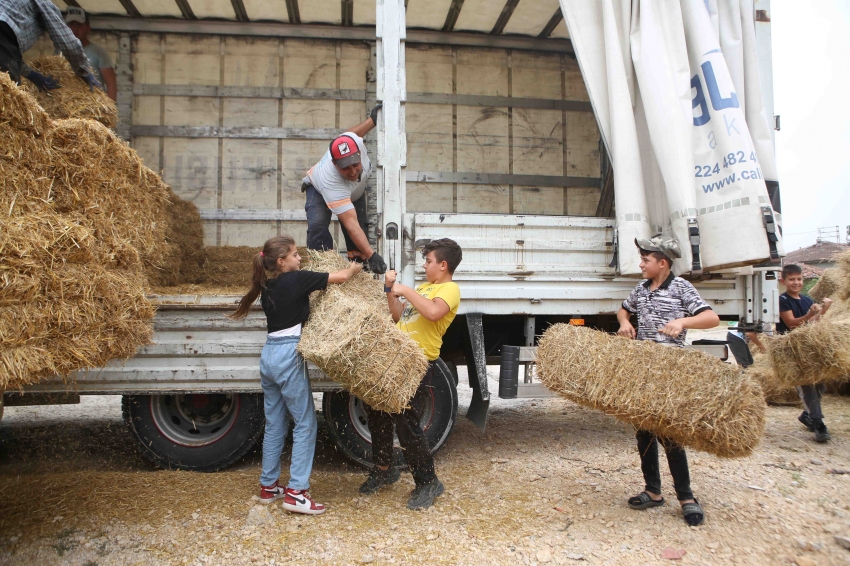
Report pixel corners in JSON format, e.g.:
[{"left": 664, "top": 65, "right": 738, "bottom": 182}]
[
  {"left": 297, "top": 250, "right": 428, "bottom": 414},
  {"left": 21, "top": 56, "right": 117, "bottom": 129},
  {"left": 200, "top": 246, "right": 261, "bottom": 289},
  {"left": 809, "top": 268, "right": 848, "bottom": 302},
  {"left": 145, "top": 189, "right": 206, "bottom": 287},
  {"left": 746, "top": 352, "right": 800, "bottom": 406},
  {"left": 535, "top": 324, "right": 765, "bottom": 458},
  {"left": 767, "top": 315, "right": 850, "bottom": 387},
  {"left": 0, "top": 266, "right": 153, "bottom": 389},
  {"left": 0, "top": 71, "right": 50, "bottom": 135},
  {"left": 46, "top": 119, "right": 170, "bottom": 268}
]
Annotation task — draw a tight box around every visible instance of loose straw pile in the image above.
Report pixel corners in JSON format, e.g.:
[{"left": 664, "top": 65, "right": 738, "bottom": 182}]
[
  {"left": 535, "top": 324, "right": 765, "bottom": 458},
  {"left": 298, "top": 251, "right": 427, "bottom": 413},
  {"left": 21, "top": 56, "right": 117, "bottom": 128}
]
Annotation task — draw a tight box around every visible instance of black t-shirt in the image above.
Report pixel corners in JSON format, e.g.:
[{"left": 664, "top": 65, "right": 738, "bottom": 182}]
[
  {"left": 261, "top": 271, "right": 329, "bottom": 333},
  {"left": 776, "top": 292, "right": 814, "bottom": 334}
]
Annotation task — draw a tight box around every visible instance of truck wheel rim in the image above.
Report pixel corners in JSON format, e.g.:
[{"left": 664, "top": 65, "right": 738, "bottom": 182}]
[
  {"left": 150, "top": 394, "right": 240, "bottom": 447},
  {"left": 347, "top": 389, "right": 435, "bottom": 445}
]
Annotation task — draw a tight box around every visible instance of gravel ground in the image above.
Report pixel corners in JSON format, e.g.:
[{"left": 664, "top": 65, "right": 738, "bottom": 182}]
[{"left": 2, "top": 370, "right": 850, "bottom": 566}]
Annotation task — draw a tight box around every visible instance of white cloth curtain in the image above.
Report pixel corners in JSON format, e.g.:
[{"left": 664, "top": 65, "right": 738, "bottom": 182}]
[{"left": 562, "top": 0, "right": 783, "bottom": 275}]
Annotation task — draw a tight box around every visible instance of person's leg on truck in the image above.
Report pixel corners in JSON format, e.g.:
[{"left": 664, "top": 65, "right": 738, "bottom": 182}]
[{"left": 304, "top": 184, "right": 334, "bottom": 251}]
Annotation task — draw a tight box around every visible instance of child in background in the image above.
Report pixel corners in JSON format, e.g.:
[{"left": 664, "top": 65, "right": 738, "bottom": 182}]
[
  {"left": 617, "top": 235, "right": 720, "bottom": 526},
  {"left": 360, "top": 238, "right": 462, "bottom": 510},
  {"left": 777, "top": 263, "right": 833, "bottom": 442},
  {"left": 230, "top": 236, "right": 361, "bottom": 514}
]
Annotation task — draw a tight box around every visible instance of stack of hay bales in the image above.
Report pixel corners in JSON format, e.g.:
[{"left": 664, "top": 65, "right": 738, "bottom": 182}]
[
  {"left": 755, "top": 250, "right": 850, "bottom": 390},
  {"left": 0, "top": 73, "right": 186, "bottom": 389},
  {"left": 21, "top": 56, "right": 117, "bottom": 129},
  {"left": 298, "top": 250, "right": 428, "bottom": 413},
  {"left": 535, "top": 324, "right": 765, "bottom": 458}
]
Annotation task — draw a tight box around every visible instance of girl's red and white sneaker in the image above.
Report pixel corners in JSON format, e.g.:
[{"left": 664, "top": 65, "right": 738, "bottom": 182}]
[
  {"left": 259, "top": 481, "right": 285, "bottom": 504},
  {"left": 282, "top": 488, "right": 326, "bottom": 515}
]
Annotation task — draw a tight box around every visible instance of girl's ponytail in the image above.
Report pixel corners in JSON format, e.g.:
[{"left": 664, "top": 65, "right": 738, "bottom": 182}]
[{"left": 229, "top": 235, "right": 296, "bottom": 319}]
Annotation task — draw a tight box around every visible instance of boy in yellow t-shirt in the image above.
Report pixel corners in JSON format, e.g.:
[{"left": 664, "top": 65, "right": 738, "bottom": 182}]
[{"left": 360, "top": 238, "right": 462, "bottom": 510}]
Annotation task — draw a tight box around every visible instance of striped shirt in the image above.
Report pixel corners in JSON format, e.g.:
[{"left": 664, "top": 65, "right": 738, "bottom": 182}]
[
  {"left": 622, "top": 273, "right": 712, "bottom": 347},
  {"left": 0, "top": 0, "right": 87, "bottom": 70}
]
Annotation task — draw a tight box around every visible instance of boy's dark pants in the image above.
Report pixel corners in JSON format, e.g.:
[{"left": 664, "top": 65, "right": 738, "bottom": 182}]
[
  {"left": 366, "top": 362, "right": 437, "bottom": 487},
  {"left": 797, "top": 383, "right": 826, "bottom": 421},
  {"left": 636, "top": 430, "right": 694, "bottom": 501}
]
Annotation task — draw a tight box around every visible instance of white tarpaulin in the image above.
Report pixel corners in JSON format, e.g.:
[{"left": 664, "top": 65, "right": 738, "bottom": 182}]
[{"left": 561, "top": 0, "right": 783, "bottom": 276}]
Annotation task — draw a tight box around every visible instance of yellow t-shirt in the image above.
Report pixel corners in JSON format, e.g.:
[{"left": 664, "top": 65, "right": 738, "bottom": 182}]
[{"left": 396, "top": 281, "right": 461, "bottom": 361}]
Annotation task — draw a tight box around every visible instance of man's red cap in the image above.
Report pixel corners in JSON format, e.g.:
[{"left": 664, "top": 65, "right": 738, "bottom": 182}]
[{"left": 329, "top": 135, "right": 361, "bottom": 168}]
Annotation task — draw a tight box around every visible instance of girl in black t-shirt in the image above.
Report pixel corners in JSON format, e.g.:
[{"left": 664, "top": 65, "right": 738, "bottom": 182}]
[{"left": 231, "top": 235, "right": 360, "bottom": 514}]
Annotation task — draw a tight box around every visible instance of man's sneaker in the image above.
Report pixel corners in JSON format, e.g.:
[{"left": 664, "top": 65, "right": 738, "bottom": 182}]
[
  {"left": 815, "top": 424, "right": 831, "bottom": 443},
  {"left": 359, "top": 467, "right": 401, "bottom": 495},
  {"left": 282, "top": 488, "right": 326, "bottom": 515},
  {"left": 259, "top": 481, "right": 285, "bottom": 504},
  {"left": 407, "top": 478, "right": 444, "bottom": 510},
  {"left": 798, "top": 411, "right": 815, "bottom": 432}
]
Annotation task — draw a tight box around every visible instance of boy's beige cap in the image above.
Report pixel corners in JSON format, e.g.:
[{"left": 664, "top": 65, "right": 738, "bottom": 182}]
[{"left": 635, "top": 234, "right": 681, "bottom": 263}]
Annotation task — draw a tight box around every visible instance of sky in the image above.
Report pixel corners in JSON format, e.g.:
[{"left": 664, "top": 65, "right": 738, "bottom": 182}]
[{"left": 771, "top": 0, "right": 850, "bottom": 251}]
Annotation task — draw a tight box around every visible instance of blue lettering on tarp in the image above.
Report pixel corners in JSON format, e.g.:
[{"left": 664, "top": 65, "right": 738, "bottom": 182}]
[
  {"left": 691, "top": 61, "right": 741, "bottom": 127},
  {"left": 724, "top": 114, "right": 740, "bottom": 136},
  {"left": 701, "top": 173, "right": 737, "bottom": 193},
  {"left": 701, "top": 61, "right": 740, "bottom": 111},
  {"left": 691, "top": 75, "right": 710, "bottom": 126}
]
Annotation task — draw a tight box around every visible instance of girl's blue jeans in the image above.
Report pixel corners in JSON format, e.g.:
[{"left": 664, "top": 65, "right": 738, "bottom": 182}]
[{"left": 259, "top": 335, "right": 317, "bottom": 490}]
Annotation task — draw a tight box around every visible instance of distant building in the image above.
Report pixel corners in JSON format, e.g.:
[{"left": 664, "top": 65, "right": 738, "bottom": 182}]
[{"left": 784, "top": 241, "right": 849, "bottom": 271}]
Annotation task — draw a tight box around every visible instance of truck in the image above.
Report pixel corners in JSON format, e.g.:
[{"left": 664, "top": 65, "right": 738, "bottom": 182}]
[{"left": 3, "top": 0, "right": 782, "bottom": 472}]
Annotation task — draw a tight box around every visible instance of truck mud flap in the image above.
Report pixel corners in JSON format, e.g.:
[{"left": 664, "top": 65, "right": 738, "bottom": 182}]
[{"left": 462, "top": 313, "right": 490, "bottom": 432}]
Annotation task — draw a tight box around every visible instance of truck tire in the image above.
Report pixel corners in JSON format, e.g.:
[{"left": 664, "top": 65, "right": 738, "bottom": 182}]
[
  {"left": 122, "top": 393, "right": 264, "bottom": 472},
  {"left": 322, "top": 358, "right": 458, "bottom": 468}
]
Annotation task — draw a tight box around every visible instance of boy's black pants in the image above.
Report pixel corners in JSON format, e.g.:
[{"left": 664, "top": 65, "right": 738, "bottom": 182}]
[
  {"left": 366, "top": 362, "right": 436, "bottom": 487},
  {"left": 636, "top": 430, "right": 693, "bottom": 501}
]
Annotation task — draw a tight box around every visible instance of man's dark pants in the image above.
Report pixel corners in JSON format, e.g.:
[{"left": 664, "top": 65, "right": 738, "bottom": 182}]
[
  {"left": 636, "top": 430, "right": 693, "bottom": 501},
  {"left": 366, "top": 362, "right": 437, "bottom": 487},
  {"left": 304, "top": 184, "right": 368, "bottom": 256},
  {"left": 0, "top": 22, "right": 23, "bottom": 83}
]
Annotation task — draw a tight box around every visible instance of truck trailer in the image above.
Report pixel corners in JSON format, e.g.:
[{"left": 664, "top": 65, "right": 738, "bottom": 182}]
[{"left": 4, "top": 0, "right": 783, "bottom": 472}]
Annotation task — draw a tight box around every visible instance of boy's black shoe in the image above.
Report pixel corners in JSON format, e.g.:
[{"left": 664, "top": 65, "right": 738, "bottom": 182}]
[
  {"left": 359, "top": 466, "right": 401, "bottom": 495},
  {"left": 815, "top": 423, "right": 831, "bottom": 443},
  {"left": 798, "top": 411, "right": 815, "bottom": 432},
  {"left": 407, "top": 478, "right": 444, "bottom": 510}
]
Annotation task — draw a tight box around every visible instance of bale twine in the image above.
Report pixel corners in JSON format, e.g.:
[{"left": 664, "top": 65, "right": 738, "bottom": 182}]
[
  {"left": 297, "top": 250, "right": 428, "bottom": 414},
  {"left": 535, "top": 324, "right": 765, "bottom": 458},
  {"left": 21, "top": 56, "right": 117, "bottom": 129}
]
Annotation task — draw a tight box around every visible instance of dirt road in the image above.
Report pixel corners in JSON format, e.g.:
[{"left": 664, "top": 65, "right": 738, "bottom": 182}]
[{"left": 2, "top": 373, "right": 850, "bottom": 565}]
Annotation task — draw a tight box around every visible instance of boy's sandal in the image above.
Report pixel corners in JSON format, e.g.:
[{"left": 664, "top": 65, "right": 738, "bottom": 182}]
[
  {"left": 681, "top": 499, "right": 704, "bottom": 526},
  {"left": 628, "top": 492, "right": 665, "bottom": 509}
]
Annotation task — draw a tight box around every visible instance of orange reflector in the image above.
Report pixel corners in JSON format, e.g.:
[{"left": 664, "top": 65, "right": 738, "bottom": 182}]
[{"left": 568, "top": 319, "right": 585, "bottom": 326}]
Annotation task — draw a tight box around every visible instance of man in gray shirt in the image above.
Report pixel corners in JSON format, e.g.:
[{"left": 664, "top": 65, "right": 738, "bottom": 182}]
[
  {"left": 0, "top": 0, "right": 96, "bottom": 90},
  {"left": 64, "top": 7, "right": 115, "bottom": 100}
]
